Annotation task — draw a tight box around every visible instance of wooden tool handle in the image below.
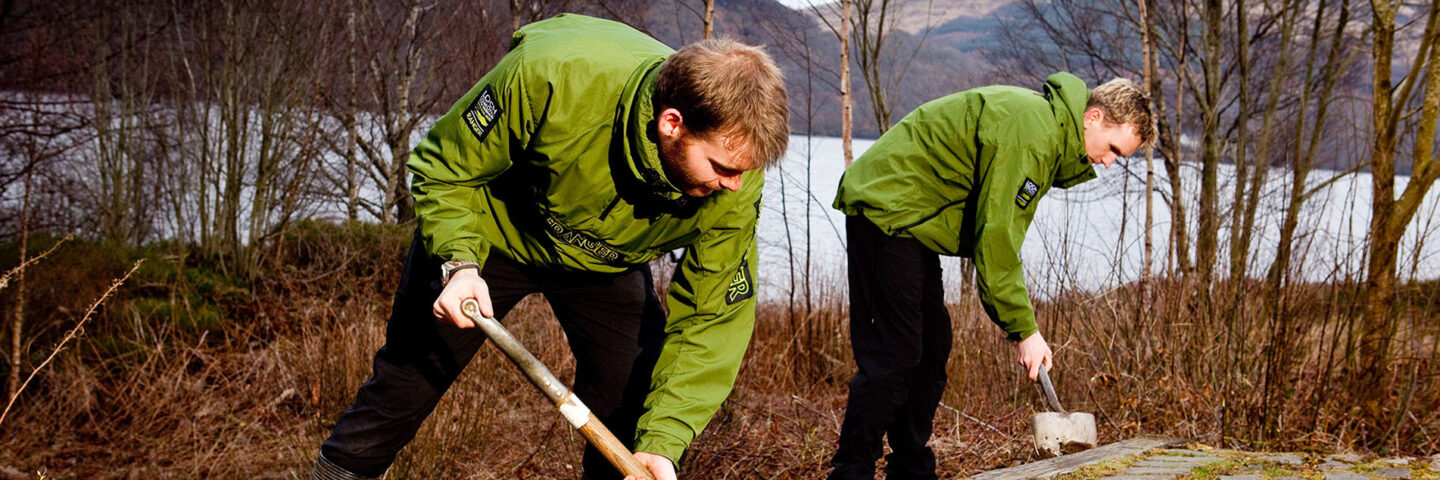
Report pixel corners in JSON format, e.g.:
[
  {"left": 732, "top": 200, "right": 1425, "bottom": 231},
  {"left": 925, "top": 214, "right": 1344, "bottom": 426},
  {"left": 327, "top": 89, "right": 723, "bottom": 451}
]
[
  {"left": 461, "top": 299, "right": 652, "bottom": 479},
  {"left": 578, "top": 412, "right": 653, "bottom": 480}
]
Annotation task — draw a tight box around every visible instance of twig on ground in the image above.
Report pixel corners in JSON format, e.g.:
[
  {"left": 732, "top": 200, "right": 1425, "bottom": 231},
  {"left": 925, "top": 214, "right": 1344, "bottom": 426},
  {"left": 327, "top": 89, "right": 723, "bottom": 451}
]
[
  {"left": 941, "top": 401, "right": 1010, "bottom": 439},
  {"left": 0, "top": 259, "right": 144, "bottom": 428}
]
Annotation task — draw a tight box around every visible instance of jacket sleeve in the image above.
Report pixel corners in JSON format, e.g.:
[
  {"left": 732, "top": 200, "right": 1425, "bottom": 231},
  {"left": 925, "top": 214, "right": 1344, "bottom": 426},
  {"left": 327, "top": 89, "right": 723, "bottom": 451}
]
[
  {"left": 407, "top": 55, "right": 537, "bottom": 266},
  {"left": 633, "top": 174, "right": 763, "bottom": 465},
  {"left": 972, "top": 142, "right": 1042, "bottom": 342}
]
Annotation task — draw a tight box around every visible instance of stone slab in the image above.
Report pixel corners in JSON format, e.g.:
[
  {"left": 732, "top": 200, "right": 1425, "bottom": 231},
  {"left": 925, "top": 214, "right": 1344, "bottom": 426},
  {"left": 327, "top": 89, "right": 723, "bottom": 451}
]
[
  {"left": 1135, "top": 457, "right": 1223, "bottom": 467},
  {"left": 1218, "top": 475, "right": 1262, "bottom": 480},
  {"left": 1329, "top": 453, "right": 1364, "bottom": 463},
  {"left": 1258, "top": 453, "right": 1306, "bottom": 466},
  {"left": 1319, "top": 460, "right": 1352, "bottom": 470},
  {"left": 1373, "top": 467, "right": 1412, "bottom": 478},
  {"left": 1100, "top": 476, "right": 1176, "bottom": 480},
  {"left": 1431, "top": 455, "right": 1440, "bottom": 472},
  {"left": 968, "top": 436, "right": 1185, "bottom": 480},
  {"left": 1274, "top": 477, "right": 1307, "bottom": 480},
  {"left": 1379, "top": 458, "right": 1410, "bottom": 465},
  {"left": 1323, "top": 473, "right": 1368, "bottom": 480},
  {"left": 1125, "top": 467, "right": 1195, "bottom": 475},
  {"left": 1158, "top": 449, "right": 1215, "bottom": 457}
]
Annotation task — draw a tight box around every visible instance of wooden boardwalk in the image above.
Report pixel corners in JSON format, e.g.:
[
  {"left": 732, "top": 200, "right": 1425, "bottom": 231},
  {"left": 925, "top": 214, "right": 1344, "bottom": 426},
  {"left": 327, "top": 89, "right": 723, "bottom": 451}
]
[{"left": 968, "top": 436, "right": 1185, "bottom": 480}]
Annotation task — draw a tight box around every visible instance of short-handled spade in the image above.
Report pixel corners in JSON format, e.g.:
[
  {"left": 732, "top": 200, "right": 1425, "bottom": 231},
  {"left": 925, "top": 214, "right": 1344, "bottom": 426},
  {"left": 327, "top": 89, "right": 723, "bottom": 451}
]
[{"left": 1030, "top": 365, "right": 1099, "bottom": 457}]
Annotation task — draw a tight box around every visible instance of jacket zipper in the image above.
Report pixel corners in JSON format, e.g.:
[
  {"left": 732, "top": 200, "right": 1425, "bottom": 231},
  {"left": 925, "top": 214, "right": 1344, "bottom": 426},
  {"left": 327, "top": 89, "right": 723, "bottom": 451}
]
[{"left": 598, "top": 195, "right": 621, "bottom": 221}]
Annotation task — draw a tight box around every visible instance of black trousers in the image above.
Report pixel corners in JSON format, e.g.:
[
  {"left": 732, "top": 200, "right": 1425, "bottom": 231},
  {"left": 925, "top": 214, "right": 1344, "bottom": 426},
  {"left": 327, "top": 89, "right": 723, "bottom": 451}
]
[
  {"left": 830, "top": 215, "right": 953, "bottom": 480},
  {"left": 319, "top": 230, "right": 666, "bottom": 479}
]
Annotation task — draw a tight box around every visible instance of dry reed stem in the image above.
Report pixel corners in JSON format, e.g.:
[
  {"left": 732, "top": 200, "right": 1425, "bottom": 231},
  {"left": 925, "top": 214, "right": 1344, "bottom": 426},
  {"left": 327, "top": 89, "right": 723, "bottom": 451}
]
[{"left": 0, "top": 258, "right": 143, "bottom": 427}]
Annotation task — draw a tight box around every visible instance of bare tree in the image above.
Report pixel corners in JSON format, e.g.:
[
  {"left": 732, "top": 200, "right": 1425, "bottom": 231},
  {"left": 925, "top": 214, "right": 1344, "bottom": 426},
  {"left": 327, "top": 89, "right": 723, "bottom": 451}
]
[
  {"left": 841, "top": 0, "right": 854, "bottom": 165},
  {"left": 1360, "top": 0, "right": 1440, "bottom": 443},
  {"left": 1141, "top": 0, "right": 1157, "bottom": 284},
  {"left": 320, "top": 0, "right": 455, "bottom": 225},
  {"left": 1193, "top": 0, "right": 1224, "bottom": 293},
  {"left": 805, "top": 0, "right": 856, "bottom": 165},
  {"left": 1265, "top": 0, "right": 1359, "bottom": 295}
]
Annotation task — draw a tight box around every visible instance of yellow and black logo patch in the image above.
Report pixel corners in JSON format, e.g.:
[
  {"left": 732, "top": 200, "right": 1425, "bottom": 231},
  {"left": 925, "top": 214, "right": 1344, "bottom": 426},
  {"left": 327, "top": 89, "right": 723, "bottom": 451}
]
[
  {"left": 726, "top": 257, "right": 754, "bottom": 305},
  {"left": 1015, "top": 177, "right": 1039, "bottom": 209},
  {"left": 463, "top": 85, "right": 502, "bottom": 142}
]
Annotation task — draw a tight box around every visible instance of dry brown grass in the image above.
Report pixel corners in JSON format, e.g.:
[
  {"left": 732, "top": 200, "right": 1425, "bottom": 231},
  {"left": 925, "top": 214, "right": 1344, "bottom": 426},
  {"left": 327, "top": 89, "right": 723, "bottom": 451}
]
[{"left": 0, "top": 223, "right": 1434, "bottom": 479}]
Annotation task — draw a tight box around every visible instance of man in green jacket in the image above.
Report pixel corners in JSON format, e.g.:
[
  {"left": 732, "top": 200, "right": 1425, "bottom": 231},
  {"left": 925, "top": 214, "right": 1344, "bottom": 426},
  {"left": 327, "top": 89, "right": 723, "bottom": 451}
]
[
  {"left": 828, "top": 73, "right": 1153, "bottom": 479},
  {"left": 312, "top": 14, "right": 789, "bottom": 480}
]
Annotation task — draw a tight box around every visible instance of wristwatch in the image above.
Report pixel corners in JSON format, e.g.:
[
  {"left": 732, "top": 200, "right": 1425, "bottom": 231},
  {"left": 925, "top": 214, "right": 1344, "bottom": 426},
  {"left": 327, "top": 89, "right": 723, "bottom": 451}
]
[{"left": 440, "top": 259, "right": 480, "bottom": 285}]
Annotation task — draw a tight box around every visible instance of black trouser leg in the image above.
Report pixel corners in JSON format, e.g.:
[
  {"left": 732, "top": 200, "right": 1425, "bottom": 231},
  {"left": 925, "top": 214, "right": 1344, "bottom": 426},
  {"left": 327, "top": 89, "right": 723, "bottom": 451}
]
[
  {"left": 317, "top": 229, "right": 664, "bottom": 480},
  {"left": 318, "top": 231, "right": 540, "bottom": 477},
  {"left": 830, "top": 215, "right": 950, "bottom": 480},
  {"left": 883, "top": 252, "right": 949, "bottom": 480},
  {"left": 543, "top": 266, "right": 666, "bottom": 480}
]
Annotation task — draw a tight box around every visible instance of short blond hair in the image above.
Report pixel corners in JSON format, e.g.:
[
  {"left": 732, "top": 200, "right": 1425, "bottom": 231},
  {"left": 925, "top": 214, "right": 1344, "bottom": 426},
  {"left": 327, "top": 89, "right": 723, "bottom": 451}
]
[
  {"left": 1087, "top": 78, "right": 1155, "bottom": 148},
  {"left": 655, "top": 39, "right": 790, "bottom": 169}
]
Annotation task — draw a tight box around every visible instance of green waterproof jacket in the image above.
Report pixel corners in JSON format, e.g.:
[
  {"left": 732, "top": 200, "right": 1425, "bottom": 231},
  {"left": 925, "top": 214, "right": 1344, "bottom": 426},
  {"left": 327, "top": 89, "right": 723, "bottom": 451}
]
[
  {"left": 407, "top": 14, "right": 763, "bottom": 464},
  {"left": 833, "top": 72, "right": 1097, "bottom": 341}
]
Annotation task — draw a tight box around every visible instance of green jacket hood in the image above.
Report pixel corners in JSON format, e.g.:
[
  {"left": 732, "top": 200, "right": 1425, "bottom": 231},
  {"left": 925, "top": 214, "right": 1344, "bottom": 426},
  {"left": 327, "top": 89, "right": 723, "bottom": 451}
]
[
  {"left": 616, "top": 60, "right": 689, "bottom": 204},
  {"left": 1043, "top": 72, "right": 1097, "bottom": 189}
]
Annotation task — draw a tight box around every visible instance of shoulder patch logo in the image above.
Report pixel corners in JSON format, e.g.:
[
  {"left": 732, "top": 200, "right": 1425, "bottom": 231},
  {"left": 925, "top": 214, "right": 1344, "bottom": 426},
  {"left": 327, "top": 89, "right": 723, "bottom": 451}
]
[
  {"left": 462, "top": 85, "right": 503, "bottom": 143},
  {"left": 1015, "top": 177, "right": 1040, "bottom": 210},
  {"left": 726, "top": 257, "right": 754, "bottom": 305}
]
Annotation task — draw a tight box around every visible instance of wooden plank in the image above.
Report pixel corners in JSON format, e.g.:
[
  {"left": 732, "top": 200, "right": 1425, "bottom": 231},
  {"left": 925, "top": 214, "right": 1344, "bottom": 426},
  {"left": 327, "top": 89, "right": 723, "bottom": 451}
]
[{"left": 966, "top": 436, "right": 1186, "bottom": 480}]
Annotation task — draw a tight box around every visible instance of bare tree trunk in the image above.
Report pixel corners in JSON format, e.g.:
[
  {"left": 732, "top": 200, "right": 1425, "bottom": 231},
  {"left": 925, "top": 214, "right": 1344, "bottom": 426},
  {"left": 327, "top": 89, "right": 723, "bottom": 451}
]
[
  {"left": 6, "top": 167, "right": 32, "bottom": 399},
  {"left": 841, "top": 0, "right": 855, "bottom": 166},
  {"left": 1140, "top": 0, "right": 1155, "bottom": 284},
  {"left": 704, "top": 0, "right": 714, "bottom": 39},
  {"left": 1245, "top": 0, "right": 1302, "bottom": 440},
  {"left": 1362, "top": 0, "right": 1440, "bottom": 445},
  {"left": 852, "top": 0, "right": 894, "bottom": 133},
  {"left": 1195, "top": 0, "right": 1223, "bottom": 292},
  {"left": 512, "top": 0, "right": 523, "bottom": 32},
  {"left": 1228, "top": 0, "right": 1252, "bottom": 288},
  {"left": 1167, "top": 1, "right": 1193, "bottom": 278},
  {"left": 1267, "top": 0, "right": 1354, "bottom": 295}
]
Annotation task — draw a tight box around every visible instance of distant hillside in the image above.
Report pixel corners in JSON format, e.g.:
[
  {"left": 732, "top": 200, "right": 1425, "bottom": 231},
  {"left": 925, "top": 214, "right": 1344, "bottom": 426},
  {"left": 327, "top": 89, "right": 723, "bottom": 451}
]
[
  {"left": 631, "top": 0, "right": 1022, "bottom": 138},
  {"left": 798, "top": 0, "right": 1014, "bottom": 35}
]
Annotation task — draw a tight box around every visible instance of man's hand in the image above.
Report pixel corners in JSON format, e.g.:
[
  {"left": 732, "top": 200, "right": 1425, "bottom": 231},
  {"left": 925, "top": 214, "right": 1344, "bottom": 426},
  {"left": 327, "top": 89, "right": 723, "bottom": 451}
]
[
  {"left": 1014, "top": 331, "right": 1053, "bottom": 381},
  {"left": 431, "top": 270, "right": 493, "bottom": 327},
  {"left": 625, "top": 452, "right": 676, "bottom": 480}
]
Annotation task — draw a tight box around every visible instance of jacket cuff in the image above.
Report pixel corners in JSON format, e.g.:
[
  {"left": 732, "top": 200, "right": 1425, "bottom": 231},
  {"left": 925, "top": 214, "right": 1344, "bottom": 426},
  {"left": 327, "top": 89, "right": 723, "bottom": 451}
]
[
  {"left": 1007, "top": 325, "right": 1039, "bottom": 342},
  {"left": 435, "top": 236, "right": 492, "bottom": 268},
  {"left": 1001, "top": 316, "right": 1038, "bottom": 342},
  {"left": 634, "top": 430, "right": 688, "bottom": 468}
]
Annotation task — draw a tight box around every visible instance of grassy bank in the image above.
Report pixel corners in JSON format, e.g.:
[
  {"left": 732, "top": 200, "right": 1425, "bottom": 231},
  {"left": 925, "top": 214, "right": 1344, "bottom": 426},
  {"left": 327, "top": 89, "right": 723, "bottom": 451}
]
[{"left": 0, "top": 221, "right": 1434, "bottom": 478}]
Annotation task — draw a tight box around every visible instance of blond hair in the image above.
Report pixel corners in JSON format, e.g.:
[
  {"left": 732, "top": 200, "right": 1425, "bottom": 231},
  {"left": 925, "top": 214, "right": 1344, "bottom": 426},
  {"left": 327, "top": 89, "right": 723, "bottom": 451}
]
[
  {"left": 655, "top": 39, "right": 790, "bottom": 169},
  {"left": 1087, "top": 78, "right": 1156, "bottom": 148}
]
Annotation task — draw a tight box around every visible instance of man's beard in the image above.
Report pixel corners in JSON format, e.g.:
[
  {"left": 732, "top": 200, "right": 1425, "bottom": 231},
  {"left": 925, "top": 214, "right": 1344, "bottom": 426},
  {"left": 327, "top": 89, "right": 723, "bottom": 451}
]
[{"left": 660, "top": 135, "right": 714, "bottom": 197}]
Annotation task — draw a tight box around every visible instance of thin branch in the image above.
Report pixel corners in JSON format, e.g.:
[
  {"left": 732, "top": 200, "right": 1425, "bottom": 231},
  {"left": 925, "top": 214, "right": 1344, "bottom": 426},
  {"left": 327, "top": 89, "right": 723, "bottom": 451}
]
[
  {"left": 0, "top": 234, "right": 72, "bottom": 292},
  {"left": 0, "top": 259, "right": 145, "bottom": 428}
]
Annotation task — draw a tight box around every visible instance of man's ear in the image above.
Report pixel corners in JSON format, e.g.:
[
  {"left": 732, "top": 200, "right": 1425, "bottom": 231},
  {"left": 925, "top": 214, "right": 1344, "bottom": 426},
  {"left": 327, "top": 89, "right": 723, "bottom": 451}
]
[
  {"left": 657, "top": 107, "right": 684, "bottom": 139},
  {"left": 1083, "top": 107, "right": 1105, "bottom": 126}
]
